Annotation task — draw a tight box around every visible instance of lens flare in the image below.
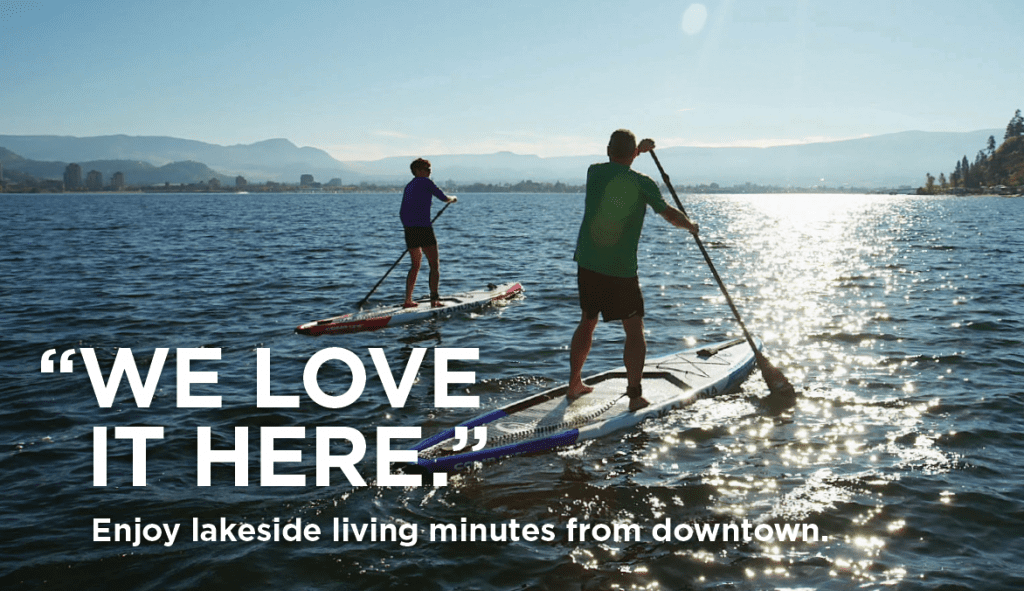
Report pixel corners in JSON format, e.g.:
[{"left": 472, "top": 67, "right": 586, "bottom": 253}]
[{"left": 682, "top": 3, "right": 708, "bottom": 36}]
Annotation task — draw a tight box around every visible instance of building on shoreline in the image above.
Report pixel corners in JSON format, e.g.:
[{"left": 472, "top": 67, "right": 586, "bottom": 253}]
[{"left": 63, "top": 164, "right": 82, "bottom": 190}]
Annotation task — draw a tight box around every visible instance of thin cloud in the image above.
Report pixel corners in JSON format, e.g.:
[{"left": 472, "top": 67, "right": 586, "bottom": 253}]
[
  {"left": 664, "top": 135, "right": 870, "bottom": 149},
  {"left": 374, "top": 130, "right": 413, "bottom": 139}
]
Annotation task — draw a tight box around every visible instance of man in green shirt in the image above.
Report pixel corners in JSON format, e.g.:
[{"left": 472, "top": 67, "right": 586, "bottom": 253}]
[{"left": 569, "top": 129, "right": 699, "bottom": 411}]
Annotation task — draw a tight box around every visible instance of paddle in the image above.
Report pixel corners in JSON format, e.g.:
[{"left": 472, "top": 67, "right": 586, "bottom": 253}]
[
  {"left": 356, "top": 200, "right": 453, "bottom": 309},
  {"left": 648, "top": 149, "right": 797, "bottom": 403}
]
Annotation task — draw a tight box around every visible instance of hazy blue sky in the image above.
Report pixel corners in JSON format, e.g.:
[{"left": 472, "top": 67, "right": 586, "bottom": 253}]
[{"left": 2, "top": 0, "right": 1021, "bottom": 160}]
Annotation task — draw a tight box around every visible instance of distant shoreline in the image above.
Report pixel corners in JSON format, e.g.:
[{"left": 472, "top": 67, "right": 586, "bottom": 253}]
[{"left": 3, "top": 187, "right": 1018, "bottom": 197}]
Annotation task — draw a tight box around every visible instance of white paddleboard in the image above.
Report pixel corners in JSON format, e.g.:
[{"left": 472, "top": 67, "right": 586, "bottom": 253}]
[
  {"left": 409, "top": 337, "right": 758, "bottom": 473},
  {"left": 296, "top": 282, "right": 523, "bottom": 336}
]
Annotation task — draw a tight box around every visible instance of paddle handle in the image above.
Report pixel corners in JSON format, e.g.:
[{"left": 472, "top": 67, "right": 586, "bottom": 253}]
[
  {"left": 649, "top": 150, "right": 764, "bottom": 363},
  {"left": 357, "top": 200, "right": 453, "bottom": 308}
]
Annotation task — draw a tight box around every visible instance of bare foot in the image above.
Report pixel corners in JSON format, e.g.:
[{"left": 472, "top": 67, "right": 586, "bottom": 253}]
[
  {"left": 625, "top": 384, "right": 647, "bottom": 412},
  {"left": 566, "top": 382, "right": 594, "bottom": 402},
  {"left": 402, "top": 301, "right": 418, "bottom": 308}
]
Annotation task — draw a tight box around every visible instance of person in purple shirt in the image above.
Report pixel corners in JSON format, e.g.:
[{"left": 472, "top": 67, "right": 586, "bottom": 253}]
[{"left": 400, "top": 158, "right": 457, "bottom": 308}]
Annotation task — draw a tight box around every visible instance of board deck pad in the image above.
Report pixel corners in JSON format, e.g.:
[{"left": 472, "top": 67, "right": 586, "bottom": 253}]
[
  {"left": 296, "top": 282, "right": 522, "bottom": 336},
  {"left": 485, "top": 373, "right": 683, "bottom": 449},
  {"left": 410, "top": 338, "right": 758, "bottom": 473}
]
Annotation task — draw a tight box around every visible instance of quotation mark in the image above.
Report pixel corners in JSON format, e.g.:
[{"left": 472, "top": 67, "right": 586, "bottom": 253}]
[
  {"left": 452, "top": 426, "right": 487, "bottom": 451},
  {"left": 430, "top": 426, "right": 488, "bottom": 487},
  {"left": 41, "top": 349, "right": 77, "bottom": 373}
]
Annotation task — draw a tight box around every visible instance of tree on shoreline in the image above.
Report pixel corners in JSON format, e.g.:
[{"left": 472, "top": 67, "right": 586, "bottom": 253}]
[
  {"left": 945, "top": 110, "right": 1024, "bottom": 191},
  {"left": 1006, "top": 110, "right": 1024, "bottom": 141}
]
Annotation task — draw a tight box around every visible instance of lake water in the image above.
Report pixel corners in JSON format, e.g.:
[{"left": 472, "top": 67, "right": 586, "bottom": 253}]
[{"left": 1, "top": 192, "right": 1022, "bottom": 590}]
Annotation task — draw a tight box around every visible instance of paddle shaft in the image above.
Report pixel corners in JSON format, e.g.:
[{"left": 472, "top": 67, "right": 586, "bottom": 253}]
[
  {"left": 648, "top": 150, "right": 766, "bottom": 367},
  {"left": 357, "top": 200, "right": 452, "bottom": 308}
]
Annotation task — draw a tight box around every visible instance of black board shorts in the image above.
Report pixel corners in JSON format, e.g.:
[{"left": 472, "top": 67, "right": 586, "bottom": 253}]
[
  {"left": 403, "top": 226, "right": 437, "bottom": 249},
  {"left": 577, "top": 266, "right": 644, "bottom": 322}
]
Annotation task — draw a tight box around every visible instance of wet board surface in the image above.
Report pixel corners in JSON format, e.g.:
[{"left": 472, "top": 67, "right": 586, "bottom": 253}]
[
  {"left": 296, "top": 282, "right": 523, "bottom": 336},
  {"left": 410, "top": 337, "right": 758, "bottom": 474}
]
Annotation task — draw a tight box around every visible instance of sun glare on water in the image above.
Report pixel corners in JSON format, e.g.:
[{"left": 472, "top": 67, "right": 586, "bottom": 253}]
[
  {"left": 722, "top": 193, "right": 901, "bottom": 352},
  {"left": 631, "top": 192, "right": 938, "bottom": 587}
]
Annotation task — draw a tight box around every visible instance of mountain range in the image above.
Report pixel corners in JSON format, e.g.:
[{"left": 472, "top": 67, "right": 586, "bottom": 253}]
[
  {"left": 0, "top": 129, "right": 1002, "bottom": 188},
  {"left": 0, "top": 146, "right": 225, "bottom": 186}
]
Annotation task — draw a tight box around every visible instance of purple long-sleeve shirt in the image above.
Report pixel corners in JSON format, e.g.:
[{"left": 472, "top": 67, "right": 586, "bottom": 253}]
[{"left": 400, "top": 177, "right": 449, "bottom": 227}]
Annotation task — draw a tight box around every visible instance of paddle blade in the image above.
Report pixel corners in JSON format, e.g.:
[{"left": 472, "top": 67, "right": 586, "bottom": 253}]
[{"left": 755, "top": 351, "right": 797, "bottom": 403}]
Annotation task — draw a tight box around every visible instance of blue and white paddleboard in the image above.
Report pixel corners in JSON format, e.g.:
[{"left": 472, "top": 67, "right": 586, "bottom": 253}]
[{"left": 409, "top": 338, "right": 758, "bottom": 473}]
